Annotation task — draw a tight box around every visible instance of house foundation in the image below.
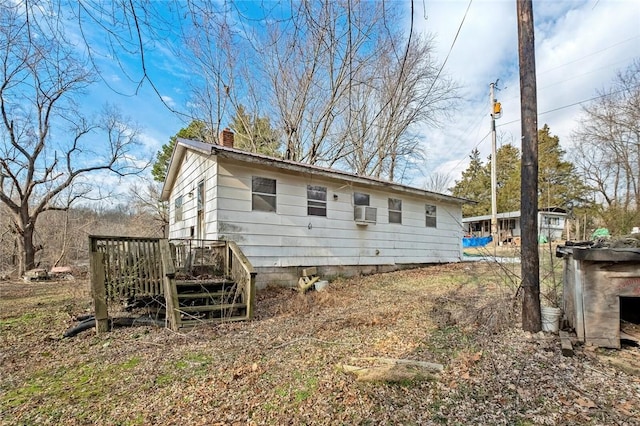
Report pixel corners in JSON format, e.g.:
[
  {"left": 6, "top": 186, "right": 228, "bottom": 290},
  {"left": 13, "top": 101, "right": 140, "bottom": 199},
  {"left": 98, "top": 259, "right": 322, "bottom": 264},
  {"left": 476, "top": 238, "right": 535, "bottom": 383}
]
[{"left": 255, "top": 263, "right": 441, "bottom": 289}]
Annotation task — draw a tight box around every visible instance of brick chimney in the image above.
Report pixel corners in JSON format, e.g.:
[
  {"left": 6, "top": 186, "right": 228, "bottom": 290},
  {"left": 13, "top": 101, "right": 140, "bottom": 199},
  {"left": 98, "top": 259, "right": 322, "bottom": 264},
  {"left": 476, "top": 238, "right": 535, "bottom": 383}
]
[{"left": 219, "top": 128, "right": 234, "bottom": 148}]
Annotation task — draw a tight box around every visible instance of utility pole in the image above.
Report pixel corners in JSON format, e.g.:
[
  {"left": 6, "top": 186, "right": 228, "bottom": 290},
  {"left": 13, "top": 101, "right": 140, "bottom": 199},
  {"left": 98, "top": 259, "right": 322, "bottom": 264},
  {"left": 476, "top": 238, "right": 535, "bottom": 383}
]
[
  {"left": 517, "top": 0, "right": 541, "bottom": 332},
  {"left": 490, "top": 82, "right": 501, "bottom": 251}
]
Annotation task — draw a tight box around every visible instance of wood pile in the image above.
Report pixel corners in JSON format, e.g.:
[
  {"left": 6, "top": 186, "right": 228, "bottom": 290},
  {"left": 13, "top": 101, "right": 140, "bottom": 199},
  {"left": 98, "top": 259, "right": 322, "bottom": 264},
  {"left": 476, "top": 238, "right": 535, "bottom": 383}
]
[
  {"left": 298, "top": 267, "right": 320, "bottom": 293},
  {"left": 339, "top": 357, "right": 443, "bottom": 383}
]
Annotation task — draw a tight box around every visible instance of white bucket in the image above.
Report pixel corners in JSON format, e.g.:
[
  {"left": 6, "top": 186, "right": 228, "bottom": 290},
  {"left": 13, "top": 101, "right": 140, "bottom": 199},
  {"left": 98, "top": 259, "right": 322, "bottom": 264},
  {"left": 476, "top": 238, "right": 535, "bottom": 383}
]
[
  {"left": 314, "top": 280, "right": 328, "bottom": 291},
  {"left": 541, "top": 306, "right": 561, "bottom": 333}
]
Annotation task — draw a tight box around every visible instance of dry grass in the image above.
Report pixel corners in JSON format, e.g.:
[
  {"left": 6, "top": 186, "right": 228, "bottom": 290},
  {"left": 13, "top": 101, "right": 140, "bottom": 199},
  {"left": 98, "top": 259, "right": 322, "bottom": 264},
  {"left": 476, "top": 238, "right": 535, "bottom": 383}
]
[{"left": 1, "top": 263, "right": 639, "bottom": 425}]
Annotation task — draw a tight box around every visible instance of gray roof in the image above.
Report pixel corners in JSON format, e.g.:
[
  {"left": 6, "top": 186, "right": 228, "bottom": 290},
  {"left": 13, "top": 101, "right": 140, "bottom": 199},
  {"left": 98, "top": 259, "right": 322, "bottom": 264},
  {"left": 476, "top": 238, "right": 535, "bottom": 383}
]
[{"left": 161, "top": 138, "right": 473, "bottom": 205}]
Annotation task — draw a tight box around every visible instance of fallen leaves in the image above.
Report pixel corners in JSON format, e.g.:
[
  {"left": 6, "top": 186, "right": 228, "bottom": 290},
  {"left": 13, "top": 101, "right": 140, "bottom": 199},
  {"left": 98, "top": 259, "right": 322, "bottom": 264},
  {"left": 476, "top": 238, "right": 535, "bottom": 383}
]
[
  {"left": 575, "top": 397, "right": 597, "bottom": 409},
  {"left": 339, "top": 357, "right": 443, "bottom": 383},
  {"left": 1, "top": 264, "right": 640, "bottom": 425}
]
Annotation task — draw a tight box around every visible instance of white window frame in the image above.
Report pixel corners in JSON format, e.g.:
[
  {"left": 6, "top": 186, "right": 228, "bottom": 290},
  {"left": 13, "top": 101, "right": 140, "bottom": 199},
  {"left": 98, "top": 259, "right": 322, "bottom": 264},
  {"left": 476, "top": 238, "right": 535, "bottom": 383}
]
[
  {"left": 174, "top": 195, "right": 183, "bottom": 223},
  {"left": 388, "top": 198, "right": 402, "bottom": 224},
  {"left": 252, "top": 176, "right": 277, "bottom": 212},
  {"left": 425, "top": 204, "right": 437, "bottom": 228},
  {"left": 307, "top": 185, "right": 327, "bottom": 217}
]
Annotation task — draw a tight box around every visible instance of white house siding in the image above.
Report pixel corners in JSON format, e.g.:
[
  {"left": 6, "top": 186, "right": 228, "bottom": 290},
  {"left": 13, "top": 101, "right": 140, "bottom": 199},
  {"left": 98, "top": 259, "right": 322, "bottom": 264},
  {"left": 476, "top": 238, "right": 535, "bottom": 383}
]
[
  {"left": 211, "top": 160, "right": 463, "bottom": 271},
  {"left": 168, "top": 151, "right": 218, "bottom": 240},
  {"left": 538, "top": 212, "right": 566, "bottom": 241}
]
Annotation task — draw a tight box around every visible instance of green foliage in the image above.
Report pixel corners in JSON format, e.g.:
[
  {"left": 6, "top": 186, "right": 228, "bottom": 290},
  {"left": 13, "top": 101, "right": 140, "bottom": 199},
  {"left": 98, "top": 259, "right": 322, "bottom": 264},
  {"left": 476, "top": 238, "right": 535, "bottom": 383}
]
[
  {"left": 494, "top": 144, "right": 521, "bottom": 213},
  {"left": 151, "top": 120, "right": 211, "bottom": 182},
  {"left": 537, "top": 125, "right": 588, "bottom": 209},
  {"left": 450, "top": 149, "right": 490, "bottom": 216},
  {"left": 596, "top": 204, "right": 640, "bottom": 235},
  {"left": 450, "top": 125, "right": 589, "bottom": 217},
  {"left": 152, "top": 109, "right": 281, "bottom": 183},
  {"left": 230, "top": 105, "right": 281, "bottom": 157}
]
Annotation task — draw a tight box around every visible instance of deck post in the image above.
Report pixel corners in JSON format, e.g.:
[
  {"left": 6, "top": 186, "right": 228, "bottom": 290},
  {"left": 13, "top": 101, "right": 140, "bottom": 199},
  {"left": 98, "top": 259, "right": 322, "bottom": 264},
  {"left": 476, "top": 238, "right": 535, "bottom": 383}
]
[
  {"left": 90, "top": 251, "right": 109, "bottom": 333},
  {"left": 224, "top": 241, "right": 231, "bottom": 278},
  {"left": 247, "top": 272, "right": 257, "bottom": 320},
  {"left": 160, "top": 239, "right": 181, "bottom": 331}
]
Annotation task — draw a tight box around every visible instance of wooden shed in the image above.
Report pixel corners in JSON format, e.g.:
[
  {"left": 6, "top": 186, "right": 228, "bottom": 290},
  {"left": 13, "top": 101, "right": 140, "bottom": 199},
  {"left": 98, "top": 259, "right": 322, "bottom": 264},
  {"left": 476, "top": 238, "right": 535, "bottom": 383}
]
[{"left": 558, "top": 245, "right": 640, "bottom": 348}]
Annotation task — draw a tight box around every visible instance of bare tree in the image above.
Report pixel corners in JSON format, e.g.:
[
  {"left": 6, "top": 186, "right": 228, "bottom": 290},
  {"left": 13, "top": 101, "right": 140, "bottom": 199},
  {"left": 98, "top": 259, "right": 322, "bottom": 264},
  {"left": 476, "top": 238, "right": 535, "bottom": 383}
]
[
  {"left": 338, "top": 32, "right": 453, "bottom": 180},
  {"left": 127, "top": 178, "right": 169, "bottom": 237},
  {"left": 178, "top": 1, "right": 237, "bottom": 139},
  {"left": 572, "top": 60, "right": 640, "bottom": 231},
  {"left": 70, "top": 1, "right": 457, "bottom": 185},
  {"left": 0, "top": 3, "right": 144, "bottom": 275},
  {"left": 424, "top": 172, "right": 452, "bottom": 194},
  {"left": 256, "top": 1, "right": 455, "bottom": 180},
  {"left": 176, "top": 1, "right": 455, "bottom": 182}
]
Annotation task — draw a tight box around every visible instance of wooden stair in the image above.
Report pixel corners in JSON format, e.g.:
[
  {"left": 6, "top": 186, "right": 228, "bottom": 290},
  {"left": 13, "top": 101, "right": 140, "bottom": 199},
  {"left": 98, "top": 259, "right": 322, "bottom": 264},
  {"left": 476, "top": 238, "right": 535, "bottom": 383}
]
[
  {"left": 157, "top": 239, "right": 255, "bottom": 331},
  {"left": 169, "top": 276, "right": 248, "bottom": 328},
  {"left": 89, "top": 238, "right": 255, "bottom": 334}
]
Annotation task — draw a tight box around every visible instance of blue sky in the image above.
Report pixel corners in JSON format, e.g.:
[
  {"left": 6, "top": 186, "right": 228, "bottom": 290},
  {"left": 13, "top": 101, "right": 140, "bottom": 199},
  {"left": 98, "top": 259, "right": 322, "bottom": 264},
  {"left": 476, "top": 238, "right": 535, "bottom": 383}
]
[
  {"left": 415, "top": 0, "right": 639, "bottom": 186},
  {"left": 75, "top": 0, "right": 639, "bottom": 193}
]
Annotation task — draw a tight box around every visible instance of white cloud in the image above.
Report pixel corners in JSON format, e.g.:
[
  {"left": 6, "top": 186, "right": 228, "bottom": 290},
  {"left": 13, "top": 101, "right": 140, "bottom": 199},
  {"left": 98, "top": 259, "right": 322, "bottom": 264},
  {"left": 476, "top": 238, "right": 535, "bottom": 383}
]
[
  {"left": 138, "top": 132, "right": 162, "bottom": 151},
  {"left": 161, "top": 95, "right": 176, "bottom": 108},
  {"left": 416, "top": 0, "right": 640, "bottom": 182}
]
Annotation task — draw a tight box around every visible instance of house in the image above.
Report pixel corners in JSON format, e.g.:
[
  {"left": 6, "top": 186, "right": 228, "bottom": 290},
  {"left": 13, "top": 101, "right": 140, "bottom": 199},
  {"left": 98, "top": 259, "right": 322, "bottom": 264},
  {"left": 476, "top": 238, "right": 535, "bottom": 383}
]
[
  {"left": 462, "top": 207, "right": 567, "bottom": 244},
  {"left": 161, "top": 131, "right": 470, "bottom": 287}
]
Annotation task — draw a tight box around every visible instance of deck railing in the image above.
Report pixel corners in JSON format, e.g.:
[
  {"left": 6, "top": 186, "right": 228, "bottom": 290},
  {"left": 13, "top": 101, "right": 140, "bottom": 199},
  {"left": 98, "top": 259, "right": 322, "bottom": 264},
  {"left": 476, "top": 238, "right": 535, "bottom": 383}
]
[
  {"left": 169, "top": 239, "right": 226, "bottom": 276},
  {"left": 89, "top": 236, "right": 256, "bottom": 332},
  {"left": 89, "top": 236, "right": 164, "bottom": 300},
  {"left": 167, "top": 238, "right": 256, "bottom": 323},
  {"left": 226, "top": 240, "right": 256, "bottom": 320}
]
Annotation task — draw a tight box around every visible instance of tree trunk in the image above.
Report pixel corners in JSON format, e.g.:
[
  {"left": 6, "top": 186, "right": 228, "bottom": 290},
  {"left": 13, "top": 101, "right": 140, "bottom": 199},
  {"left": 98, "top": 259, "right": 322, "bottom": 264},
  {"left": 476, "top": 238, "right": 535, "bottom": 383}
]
[
  {"left": 54, "top": 210, "right": 70, "bottom": 267},
  {"left": 17, "top": 225, "right": 37, "bottom": 276}
]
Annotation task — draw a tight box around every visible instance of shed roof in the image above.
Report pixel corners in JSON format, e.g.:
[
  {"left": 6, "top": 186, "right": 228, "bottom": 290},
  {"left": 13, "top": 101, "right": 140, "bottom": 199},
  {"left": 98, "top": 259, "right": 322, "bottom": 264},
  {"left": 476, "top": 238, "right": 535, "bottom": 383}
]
[
  {"left": 462, "top": 208, "right": 567, "bottom": 223},
  {"left": 161, "top": 138, "right": 472, "bottom": 205}
]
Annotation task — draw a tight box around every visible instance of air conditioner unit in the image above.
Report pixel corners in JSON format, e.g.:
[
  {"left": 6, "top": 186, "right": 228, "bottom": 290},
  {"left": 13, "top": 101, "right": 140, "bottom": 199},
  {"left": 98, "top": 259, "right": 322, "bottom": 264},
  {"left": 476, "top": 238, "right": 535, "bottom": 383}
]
[{"left": 354, "top": 205, "right": 377, "bottom": 224}]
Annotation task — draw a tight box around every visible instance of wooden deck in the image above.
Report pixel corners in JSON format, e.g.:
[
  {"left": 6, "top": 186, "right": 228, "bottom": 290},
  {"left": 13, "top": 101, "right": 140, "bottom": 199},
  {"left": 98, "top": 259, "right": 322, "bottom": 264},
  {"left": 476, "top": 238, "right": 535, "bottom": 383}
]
[{"left": 89, "top": 236, "right": 256, "bottom": 332}]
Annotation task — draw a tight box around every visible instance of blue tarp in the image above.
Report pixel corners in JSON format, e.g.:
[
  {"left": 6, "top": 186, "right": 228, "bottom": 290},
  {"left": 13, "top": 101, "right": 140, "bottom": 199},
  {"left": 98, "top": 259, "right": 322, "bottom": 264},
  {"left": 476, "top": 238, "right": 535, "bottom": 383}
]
[{"left": 463, "top": 236, "right": 493, "bottom": 248}]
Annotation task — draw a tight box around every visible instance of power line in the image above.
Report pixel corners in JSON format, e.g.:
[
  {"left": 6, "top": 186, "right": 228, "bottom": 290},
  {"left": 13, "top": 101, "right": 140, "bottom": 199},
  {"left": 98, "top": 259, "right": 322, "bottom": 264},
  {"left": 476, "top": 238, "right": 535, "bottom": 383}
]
[
  {"left": 453, "top": 79, "right": 637, "bottom": 188},
  {"left": 537, "top": 36, "right": 638, "bottom": 76},
  {"left": 445, "top": 82, "right": 640, "bottom": 179},
  {"left": 424, "top": 0, "right": 472, "bottom": 98},
  {"left": 445, "top": 130, "right": 491, "bottom": 177},
  {"left": 492, "top": 36, "right": 637, "bottom": 111},
  {"left": 496, "top": 83, "right": 640, "bottom": 128}
]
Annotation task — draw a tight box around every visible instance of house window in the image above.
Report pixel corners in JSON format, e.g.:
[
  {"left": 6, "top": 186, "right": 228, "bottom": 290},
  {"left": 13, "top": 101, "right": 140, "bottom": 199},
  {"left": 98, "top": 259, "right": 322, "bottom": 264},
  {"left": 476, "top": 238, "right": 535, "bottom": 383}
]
[
  {"left": 425, "top": 204, "right": 437, "bottom": 228},
  {"left": 354, "top": 192, "right": 370, "bottom": 206},
  {"left": 174, "top": 195, "right": 183, "bottom": 222},
  {"left": 500, "top": 219, "right": 515, "bottom": 230},
  {"left": 388, "top": 198, "right": 402, "bottom": 224},
  {"left": 252, "top": 176, "right": 276, "bottom": 212},
  {"left": 543, "top": 216, "right": 559, "bottom": 226},
  {"left": 197, "top": 180, "right": 204, "bottom": 212},
  {"left": 307, "top": 185, "right": 327, "bottom": 216}
]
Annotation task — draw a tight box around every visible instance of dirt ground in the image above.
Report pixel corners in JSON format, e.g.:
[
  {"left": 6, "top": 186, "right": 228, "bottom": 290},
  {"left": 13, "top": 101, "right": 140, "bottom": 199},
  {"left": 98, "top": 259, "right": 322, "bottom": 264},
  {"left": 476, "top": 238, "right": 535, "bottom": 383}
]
[{"left": 1, "top": 262, "right": 639, "bottom": 425}]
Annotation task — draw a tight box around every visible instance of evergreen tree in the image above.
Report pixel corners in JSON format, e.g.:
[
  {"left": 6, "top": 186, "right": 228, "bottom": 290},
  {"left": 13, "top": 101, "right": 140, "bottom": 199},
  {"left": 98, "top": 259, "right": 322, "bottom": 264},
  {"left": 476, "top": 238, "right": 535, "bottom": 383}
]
[
  {"left": 494, "top": 144, "right": 521, "bottom": 213},
  {"left": 151, "top": 120, "right": 212, "bottom": 182},
  {"left": 451, "top": 125, "right": 587, "bottom": 217},
  {"left": 537, "top": 125, "right": 588, "bottom": 208},
  {"left": 230, "top": 105, "right": 281, "bottom": 157},
  {"left": 450, "top": 149, "right": 491, "bottom": 216}
]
